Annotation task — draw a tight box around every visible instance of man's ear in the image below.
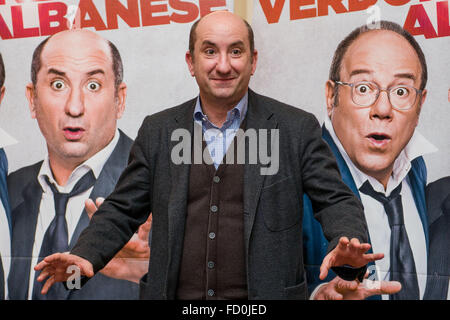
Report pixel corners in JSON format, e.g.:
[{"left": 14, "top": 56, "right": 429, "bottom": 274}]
[
  {"left": 0, "top": 86, "right": 5, "bottom": 105},
  {"left": 115, "top": 82, "right": 127, "bottom": 119},
  {"left": 25, "top": 83, "right": 37, "bottom": 119},
  {"left": 325, "top": 80, "right": 336, "bottom": 118},
  {"left": 185, "top": 51, "right": 195, "bottom": 77},
  {"left": 251, "top": 49, "right": 258, "bottom": 76}
]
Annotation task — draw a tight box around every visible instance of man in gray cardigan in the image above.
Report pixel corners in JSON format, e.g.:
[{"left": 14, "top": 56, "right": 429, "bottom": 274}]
[{"left": 35, "top": 11, "right": 382, "bottom": 300}]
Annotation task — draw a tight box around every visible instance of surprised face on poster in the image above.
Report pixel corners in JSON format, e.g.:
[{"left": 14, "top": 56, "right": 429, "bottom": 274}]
[
  {"left": 326, "top": 30, "right": 427, "bottom": 189},
  {"left": 25, "top": 30, "right": 127, "bottom": 183}
]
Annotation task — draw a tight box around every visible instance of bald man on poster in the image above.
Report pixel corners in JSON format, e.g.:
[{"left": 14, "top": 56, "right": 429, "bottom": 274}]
[
  {"left": 7, "top": 29, "right": 150, "bottom": 300},
  {"left": 35, "top": 11, "right": 382, "bottom": 300}
]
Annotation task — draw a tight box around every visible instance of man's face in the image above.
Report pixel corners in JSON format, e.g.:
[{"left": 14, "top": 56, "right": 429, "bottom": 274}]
[
  {"left": 26, "top": 30, "right": 126, "bottom": 167},
  {"left": 326, "top": 31, "right": 426, "bottom": 185},
  {"left": 186, "top": 11, "right": 257, "bottom": 107}
]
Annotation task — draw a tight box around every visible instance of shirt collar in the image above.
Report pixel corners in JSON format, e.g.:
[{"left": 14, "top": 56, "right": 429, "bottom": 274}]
[
  {"left": 0, "top": 127, "right": 17, "bottom": 148},
  {"left": 193, "top": 91, "right": 248, "bottom": 129},
  {"left": 38, "top": 129, "right": 120, "bottom": 193},
  {"left": 324, "top": 116, "right": 437, "bottom": 195}
]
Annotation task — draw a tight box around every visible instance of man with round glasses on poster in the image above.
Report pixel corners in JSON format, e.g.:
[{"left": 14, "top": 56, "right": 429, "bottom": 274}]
[
  {"left": 303, "top": 20, "right": 442, "bottom": 300},
  {"left": 333, "top": 80, "right": 423, "bottom": 112}
]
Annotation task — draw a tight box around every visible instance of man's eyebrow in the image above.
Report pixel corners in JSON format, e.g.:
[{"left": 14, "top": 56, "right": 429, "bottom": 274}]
[
  {"left": 349, "top": 69, "right": 372, "bottom": 78},
  {"left": 47, "top": 68, "right": 106, "bottom": 77},
  {"left": 87, "top": 69, "right": 105, "bottom": 77},
  {"left": 229, "top": 40, "right": 245, "bottom": 47},
  {"left": 201, "top": 40, "right": 245, "bottom": 47},
  {"left": 394, "top": 73, "right": 416, "bottom": 81},
  {"left": 48, "top": 68, "right": 65, "bottom": 77},
  {"left": 201, "top": 40, "right": 217, "bottom": 47}
]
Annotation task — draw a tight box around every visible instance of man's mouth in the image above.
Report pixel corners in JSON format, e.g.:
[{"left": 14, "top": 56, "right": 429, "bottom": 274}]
[
  {"left": 366, "top": 132, "right": 391, "bottom": 147},
  {"left": 211, "top": 77, "right": 236, "bottom": 83},
  {"left": 63, "top": 127, "right": 85, "bottom": 141}
]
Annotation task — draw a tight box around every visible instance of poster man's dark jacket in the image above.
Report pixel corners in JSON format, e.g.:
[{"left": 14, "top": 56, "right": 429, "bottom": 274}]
[
  {"left": 0, "top": 148, "right": 11, "bottom": 300},
  {"left": 423, "top": 176, "right": 450, "bottom": 300},
  {"left": 7, "top": 130, "right": 139, "bottom": 300},
  {"left": 70, "top": 89, "right": 369, "bottom": 300}
]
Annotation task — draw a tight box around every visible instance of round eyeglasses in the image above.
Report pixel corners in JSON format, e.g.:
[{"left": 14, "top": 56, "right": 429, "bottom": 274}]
[{"left": 335, "top": 81, "right": 423, "bottom": 111}]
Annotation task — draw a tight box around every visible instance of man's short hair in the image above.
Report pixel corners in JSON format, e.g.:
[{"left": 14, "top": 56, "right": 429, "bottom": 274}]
[
  {"left": 0, "top": 52, "right": 5, "bottom": 88},
  {"left": 30, "top": 35, "right": 124, "bottom": 90},
  {"left": 329, "top": 21, "right": 428, "bottom": 95},
  {"left": 188, "top": 15, "right": 255, "bottom": 60}
]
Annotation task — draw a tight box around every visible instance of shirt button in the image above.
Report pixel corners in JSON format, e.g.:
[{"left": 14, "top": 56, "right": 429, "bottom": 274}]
[
  {"left": 207, "top": 261, "right": 215, "bottom": 269},
  {"left": 207, "top": 289, "right": 215, "bottom": 297},
  {"left": 209, "top": 232, "right": 216, "bottom": 239},
  {"left": 211, "top": 205, "right": 218, "bottom": 213},
  {"left": 213, "top": 176, "right": 220, "bottom": 183},
  {"left": 218, "top": 132, "right": 223, "bottom": 138}
]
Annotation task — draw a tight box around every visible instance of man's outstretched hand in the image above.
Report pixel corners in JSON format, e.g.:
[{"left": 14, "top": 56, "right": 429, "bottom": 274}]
[
  {"left": 85, "top": 197, "right": 151, "bottom": 283},
  {"left": 34, "top": 253, "right": 94, "bottom": 295},
  {"left": 314, "top": 274, "right": 402, "bottom": 300},
  {"left": 320, "top": 237, "right": 384, "bottom": 280}
]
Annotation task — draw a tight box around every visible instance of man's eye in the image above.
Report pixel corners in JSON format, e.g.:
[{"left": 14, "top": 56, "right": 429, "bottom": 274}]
[
  {"left": 392, "top": 87, "right": 410, "bottom": 97},
  {"left": 231, "top": 49, "right": 242, "bottom": 56},
  {"left": 355, "top": 84, "right": 371, "bottom": 94},
  {"left": 204, "top": 49, "right": 215, "bottom": 55},
  {"left": 87, "top": 81, "right": 101, "bottom": 92},
  {"left": 51, "top": 80, "right": 65, "bottom": 90}
]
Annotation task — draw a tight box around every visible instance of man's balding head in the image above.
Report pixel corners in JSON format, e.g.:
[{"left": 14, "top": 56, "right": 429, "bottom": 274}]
[
  {"left": 189, "top": 11, "right": 255, "bottom": 61},
  {"left": 31, "top": 30, "right": 123, "bottom": 91}
]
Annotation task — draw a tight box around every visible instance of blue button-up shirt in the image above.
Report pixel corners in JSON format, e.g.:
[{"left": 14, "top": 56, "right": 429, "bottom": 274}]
[{"left": 193, "top": 92, "right": 248, "bottom": 169}]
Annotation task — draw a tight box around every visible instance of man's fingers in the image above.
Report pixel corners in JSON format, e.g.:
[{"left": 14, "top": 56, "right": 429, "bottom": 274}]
[
  {"left": 41, "top": 276, "right": 56, "bottom": 295},
  {"left": 363, "top": 252, "right": 384, "bottom": 262},
  {"left": 357, "top": 243, "right": 372, "bottom": 253},
  {"left": 363, "top": 280, "right": 402, "bottom": 297},
  {"left": 43, "top": 252, "right": 69, "bottom": 264},
  {"left": 85, "top": 199, "right": 97, "bottom": 219},
  {"left": 42, "top": 253, "right": 94, "bottom": 278},
  {"left": 336, "top": 279, "right": 359, "bottom": 291},
  {"left": 36, "top": 267, "right": 55, "bottom": 282},
  {"left": 379, "top": 281, "right": 402, "bottom": 294},
  {"left": 35, "top": 252, "right": 63, "bottom": 270},
  {"left": 337, "top": 237, "right": 350, "bottom": 250},
  {"left": 95, "top": 197, "right": 105, "bottom": 208},
  {"left": 139, "top": 221, "right": 151, "bottom": 238},
  {"left": 146, "top": 213, "right": 153, "bottom": 225},
  {"left": 349, "top": 238, "right": 361, "bottom": 248},
  {"left": 380, "top": 281, "right": 402, "bottom": 294},
  {"left": 324, "top": 291, "right": 343, "bottom": 300},
  {"left": 319, "top": 255, "right": 332, "bottom": 280},
  {"left": 34, "top": 260, "right": 49, "bottom": 271},
  {"left": 138, "top": 213, "right": 152, "bottom": 240},
  {"left": 79, "top": 260, "right": 95, "bottom": 278}
]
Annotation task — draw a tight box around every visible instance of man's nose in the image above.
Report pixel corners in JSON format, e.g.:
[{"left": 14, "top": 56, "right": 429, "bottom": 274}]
[
  {"left": 65, "top": 87, "right": 85, "bottom": 117},
  {"left": 369, "top": 90, "right": 393, "bottom": 120},
  {"left": 215, "top": 53, "right": 232, "bottom": 74}
]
